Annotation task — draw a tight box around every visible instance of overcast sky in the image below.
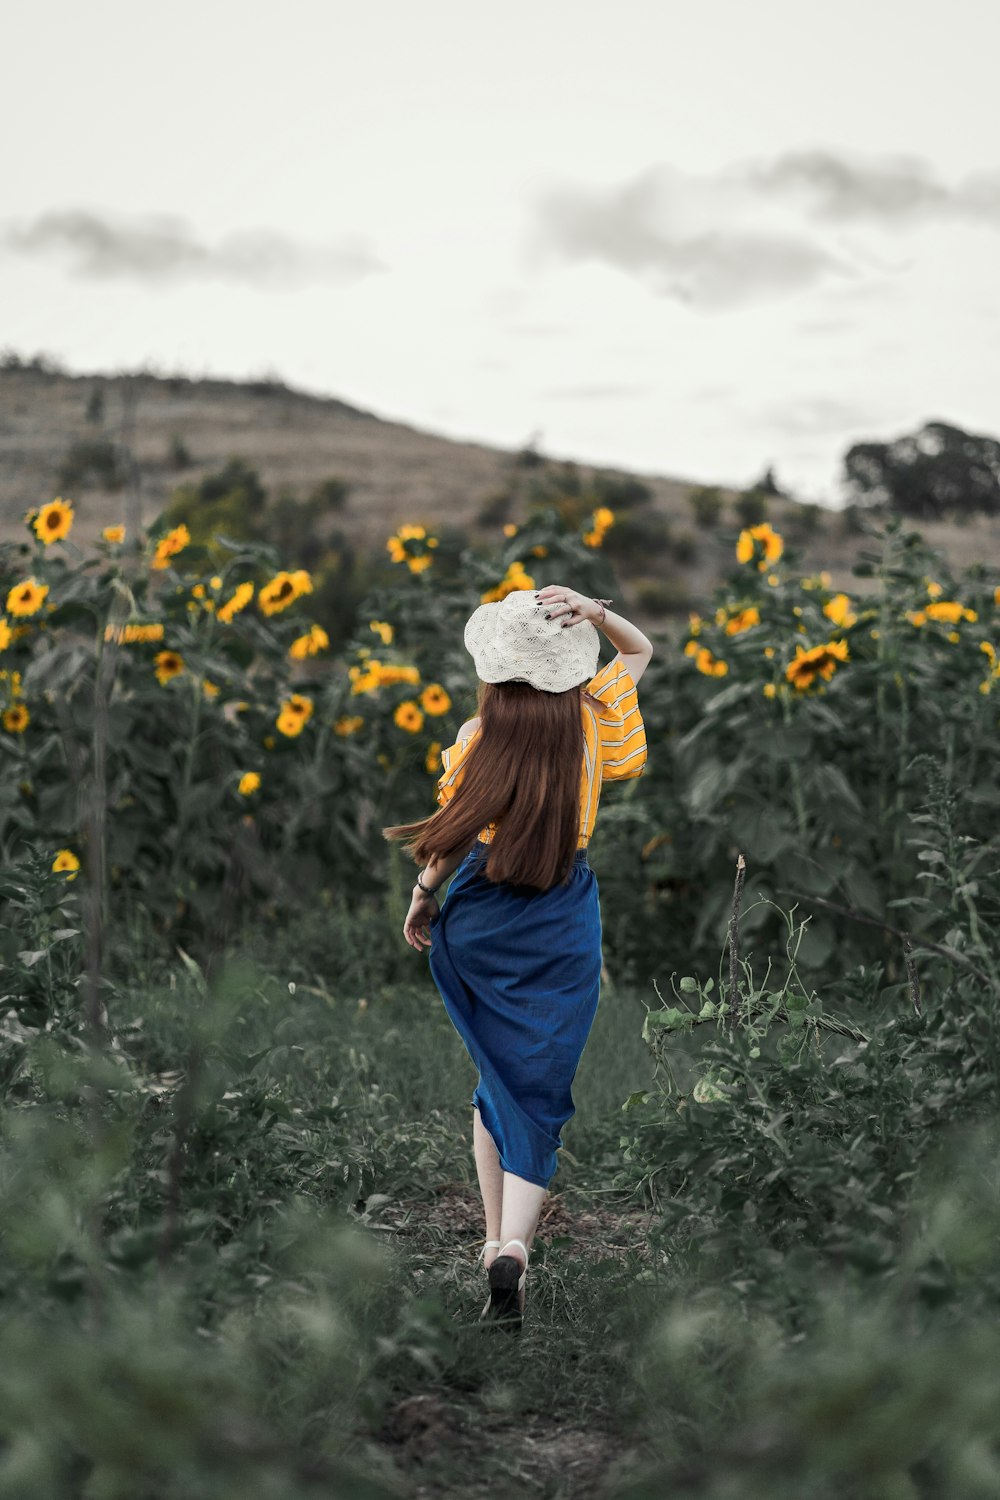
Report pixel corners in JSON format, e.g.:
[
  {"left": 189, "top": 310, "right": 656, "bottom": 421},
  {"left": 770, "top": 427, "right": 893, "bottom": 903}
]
[{"left": 3, "top": 0, "right": 999, "bottom": 508}]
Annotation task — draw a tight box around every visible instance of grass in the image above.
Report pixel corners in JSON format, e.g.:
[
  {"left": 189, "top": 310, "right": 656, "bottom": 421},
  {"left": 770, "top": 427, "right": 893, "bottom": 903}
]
[{"left": 90, "top": 957, "right": 661, "bottom": 1497}]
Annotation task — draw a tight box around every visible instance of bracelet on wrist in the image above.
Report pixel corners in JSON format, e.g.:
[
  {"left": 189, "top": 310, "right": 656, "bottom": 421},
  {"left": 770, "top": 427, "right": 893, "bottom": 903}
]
[{"left": 415, "top": 872, "right": 438, "bottom": 896}]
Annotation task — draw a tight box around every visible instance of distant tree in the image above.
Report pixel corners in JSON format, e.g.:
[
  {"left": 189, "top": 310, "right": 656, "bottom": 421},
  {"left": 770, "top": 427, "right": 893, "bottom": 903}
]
[
  {"left": 307, "top": 477, "right": 350, "bottom": 512},
  {"left": 844, "top": 420, "right": 1000, "bottom": 519},
  {"left": 167, "top": 434, "right": 192, "bottom": 469},
  {"left": 57, "top": 436, "right": 126, "bottom": 492},
  {"left": 85, "top": 387, "right": 105, "bottom": 424},
  {"left": 837, "top": 501, "right": 866, "bottom": 537},
  {"left": 515, "top": 431, "right": 545, "bottom": 469},
  {"left": 672, "top": 530, "right": 698, "bottom": 565},
  {"left": 197, "top": 457, "right": 267, "bottom": 515},
  {"left": 733, "top": 489, "right": 769, "bottom": 528},
  {"left": 752, "top": 464, "right": 785, "bottom": 497},
  {"left": 635, "top": 575, "right": 690, "bottom": 616},
  {"left": 688, "top": 485, "right": 724, "bottom": 528},
  {"left": 476, "top": 490, "right": 515, "bottom": 527},
  {"left": 602, "top": 510, "right": 673, "bottom": 561},
  {"left": 590, "top": 471, "right": 654, "bottom": 510},
  {"left": 787, "top": 501, "right": 823, "bottom": 536}
]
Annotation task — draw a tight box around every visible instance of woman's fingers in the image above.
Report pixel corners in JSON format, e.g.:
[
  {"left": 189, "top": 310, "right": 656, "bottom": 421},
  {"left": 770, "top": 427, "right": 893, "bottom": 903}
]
[{"left": 404, "top": 922, "right": 432, "bottom": 950}]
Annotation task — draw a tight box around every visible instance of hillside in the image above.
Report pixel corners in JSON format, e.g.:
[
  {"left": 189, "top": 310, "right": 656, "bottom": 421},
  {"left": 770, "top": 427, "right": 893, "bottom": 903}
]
[{"left": 1, "top": 362, "right": 996, "bottom": 622}]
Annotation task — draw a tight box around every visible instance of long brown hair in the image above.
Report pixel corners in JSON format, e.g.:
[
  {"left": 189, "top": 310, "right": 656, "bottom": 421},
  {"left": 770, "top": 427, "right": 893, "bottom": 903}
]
[{"left": 383, "top": 677, "right": 606, "bottom": 892}]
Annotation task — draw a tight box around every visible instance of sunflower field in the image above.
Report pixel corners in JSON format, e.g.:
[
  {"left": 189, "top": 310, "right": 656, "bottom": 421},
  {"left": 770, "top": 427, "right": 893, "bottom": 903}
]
[
  {"left": 1, "top": 492, "right": 998, "bottom": 988},
  {"left": 2, "top": 484, "right": 1000, "bottom": 1497}
]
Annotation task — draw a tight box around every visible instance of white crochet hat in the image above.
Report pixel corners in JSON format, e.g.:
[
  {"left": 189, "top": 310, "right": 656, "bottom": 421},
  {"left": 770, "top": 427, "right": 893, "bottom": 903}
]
[{"left": 464, "top": 588, "right": 601, "bottom": 693}]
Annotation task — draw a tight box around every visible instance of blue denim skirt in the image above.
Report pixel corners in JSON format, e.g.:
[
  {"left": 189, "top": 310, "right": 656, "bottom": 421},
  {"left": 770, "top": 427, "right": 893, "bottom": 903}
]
[{"left": 428, "top": 839, "right": 603, "bottom": 1188}]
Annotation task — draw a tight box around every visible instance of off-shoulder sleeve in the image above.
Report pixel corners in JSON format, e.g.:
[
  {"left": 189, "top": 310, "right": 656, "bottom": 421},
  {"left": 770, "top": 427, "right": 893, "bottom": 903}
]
[
  {"left": 583, "top": 656, "right": 647, "bottom": 783},
  {"left": 435, "top": 733, "right": 478, "bottom": 806}
]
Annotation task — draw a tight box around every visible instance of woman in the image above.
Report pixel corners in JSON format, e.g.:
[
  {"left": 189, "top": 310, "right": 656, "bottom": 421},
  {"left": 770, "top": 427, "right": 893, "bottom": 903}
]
[{"left": 383, "top": 582, "right": 652, "bottom": 1330}]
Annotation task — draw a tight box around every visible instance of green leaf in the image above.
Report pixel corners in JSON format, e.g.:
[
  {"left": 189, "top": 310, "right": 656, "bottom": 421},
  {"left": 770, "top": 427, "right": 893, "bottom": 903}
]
[
  {"left": 622, "top": 1091, "right": 650, "bottom": 1111},
  {"left": 175, "top": 945, "right": 208, "bottom": 995}
]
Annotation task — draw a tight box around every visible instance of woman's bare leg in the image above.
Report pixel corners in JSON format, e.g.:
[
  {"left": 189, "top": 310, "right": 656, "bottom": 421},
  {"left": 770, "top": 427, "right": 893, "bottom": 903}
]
[
  {"left": 472, "top": 1106, "right": 504, "bottom": 1268},
  {"left": 499, "top": 1173, "right": 547, "bottom": 1311}
]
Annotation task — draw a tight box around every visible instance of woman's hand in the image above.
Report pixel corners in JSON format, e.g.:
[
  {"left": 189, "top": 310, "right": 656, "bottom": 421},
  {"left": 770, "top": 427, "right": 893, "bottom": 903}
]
[
  {"left": 534, "top": 584, "right": 602, "bottom": 628},
  {"left": 404, "top": 886, "right": 439, "bottom": 950}
]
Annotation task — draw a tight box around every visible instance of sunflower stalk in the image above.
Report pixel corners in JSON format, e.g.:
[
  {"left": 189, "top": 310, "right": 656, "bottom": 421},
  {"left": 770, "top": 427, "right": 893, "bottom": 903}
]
[
  {"left": 779, "top": 686, "right": 808, "bottom": 841},
  {"left": 171, "top": 673, "right": 204, "bottom": 892}
]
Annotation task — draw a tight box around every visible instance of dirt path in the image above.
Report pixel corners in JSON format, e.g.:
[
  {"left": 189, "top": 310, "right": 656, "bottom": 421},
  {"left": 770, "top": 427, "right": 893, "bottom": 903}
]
[{"left": 366, "top": 1182, "right": 656, "bottom": 1499}]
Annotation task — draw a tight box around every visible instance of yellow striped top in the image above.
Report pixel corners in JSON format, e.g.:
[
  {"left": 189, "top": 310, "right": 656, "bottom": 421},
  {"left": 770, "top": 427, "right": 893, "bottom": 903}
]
[{"left": 435, "top": 655, "right": 647, "bottom": 848}]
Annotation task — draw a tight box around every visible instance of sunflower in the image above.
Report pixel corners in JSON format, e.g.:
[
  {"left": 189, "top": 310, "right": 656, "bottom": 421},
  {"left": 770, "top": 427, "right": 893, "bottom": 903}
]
[
  {"left": 394, "top": 700, "right": 424, "bottom": 732},
  {"left": 735, "top": 523, "right": 783, "bottom": 571},
  {"left": 763, "top": 683, "right": 777, "bottom": 699},
  {"left": 33, "top": 497, "right": 75, "bottom": 544},
  {"left": 259, "top": 572, "right": 300, "bottom": 615},
  {"left": 784, "top": 640, "right": 849, "bottom": 692},
  {"left": 723, "top": 606, "right": 760, "bottom": 636},
  {"left": 502, "top": 524, "right": 518, "bottom": 537},
  {"left": 425, "top": 740, "right": 442, "bottom": 772},
  {"left": 349, "top": 660, "right": 420, "bottom": 694},
  {"left": 334, "top": 715, "right": 364, "bottom": 736},
  {"left": 276, "top": 694, "right": 314, "bottom": 736},
  {"left": 150, "top": 524, "right": 191, "bottom": 571},
  {"left": 238, "top": 771, "right": 261, "bottom": 795},
  {"left": 217, "top": 581, "right": 254, "bottom": 623},
  {"left": 583, "top": 506, "right": 615, "bottom": 548},
  {"left": 104, "top": 622, "right": 165, "bottom": 644},
  {"left": 925, "top": 600, "right": 977, "bottom": 625},
  {"left": 288, "top": 623, "right": 329, "bottom": 660},
  {"left": 284, "top": 693, "right": 314, "bottom": 721},
  {"left": 377, "top": 664, "right": 420, "bottom": 686},
  {"left": 823, "top": 593, "right": 857, "bottom": 629},
  {"left": 349, "top": 664, "right": 381, "bottom": 695},
  {"left": 102, "top": 524, "right": 126, "bottom": 544},
  {"left": 2, "top": 703, "right": 29, "bottom": 733},
  {"left": 0, "top": 618, "right": 10, "bottom": 651},
  {"left": 386, "top": 525, "right": 438, "bottom": 570},
  {"left": 154, "top": 650, "right": 184, "bottom": 685},
  {"left": 694, "top": 647, "right": 728, "bottom": 678},
  {"left": 6, "top": 579, "right": 48, "bottom": 617},
  {"left": 202, "top": 679, "right": 220, "bottom": 699},
  {"left": 419, "top": 683, "right": 451, "bottom": 716},
  {"left": 481, "top": 560, "right": 536, "bottom": 603},
  {"left": 369, "top": 620, "right": 394, "bottom": 645},
  {"left": 52, "top": 848, "right": 80, "bottom": 879}
]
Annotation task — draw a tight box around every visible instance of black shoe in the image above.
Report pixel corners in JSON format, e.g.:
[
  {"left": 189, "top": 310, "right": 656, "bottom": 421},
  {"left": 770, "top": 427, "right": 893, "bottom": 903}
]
[{"left": 485, "top": 1238, "right": 528, "bottom": 1333}]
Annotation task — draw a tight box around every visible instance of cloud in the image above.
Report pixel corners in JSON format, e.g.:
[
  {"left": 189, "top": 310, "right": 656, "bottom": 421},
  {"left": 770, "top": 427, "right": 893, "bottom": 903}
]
[
  {"left": 755, "top": 396, "right": 885, "bottom": 437},
  {"left": 0, "top": 209, "right": 387, "bottom": 287},
  {"left": 740, "top": 150, "right": 1000, "bottom": 228},
  {"left": 526, "top": 148, "right": 1000, "bottom": 310},
  {"left": 526, "top": 163, "right": 858, "bottom": 311}
]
